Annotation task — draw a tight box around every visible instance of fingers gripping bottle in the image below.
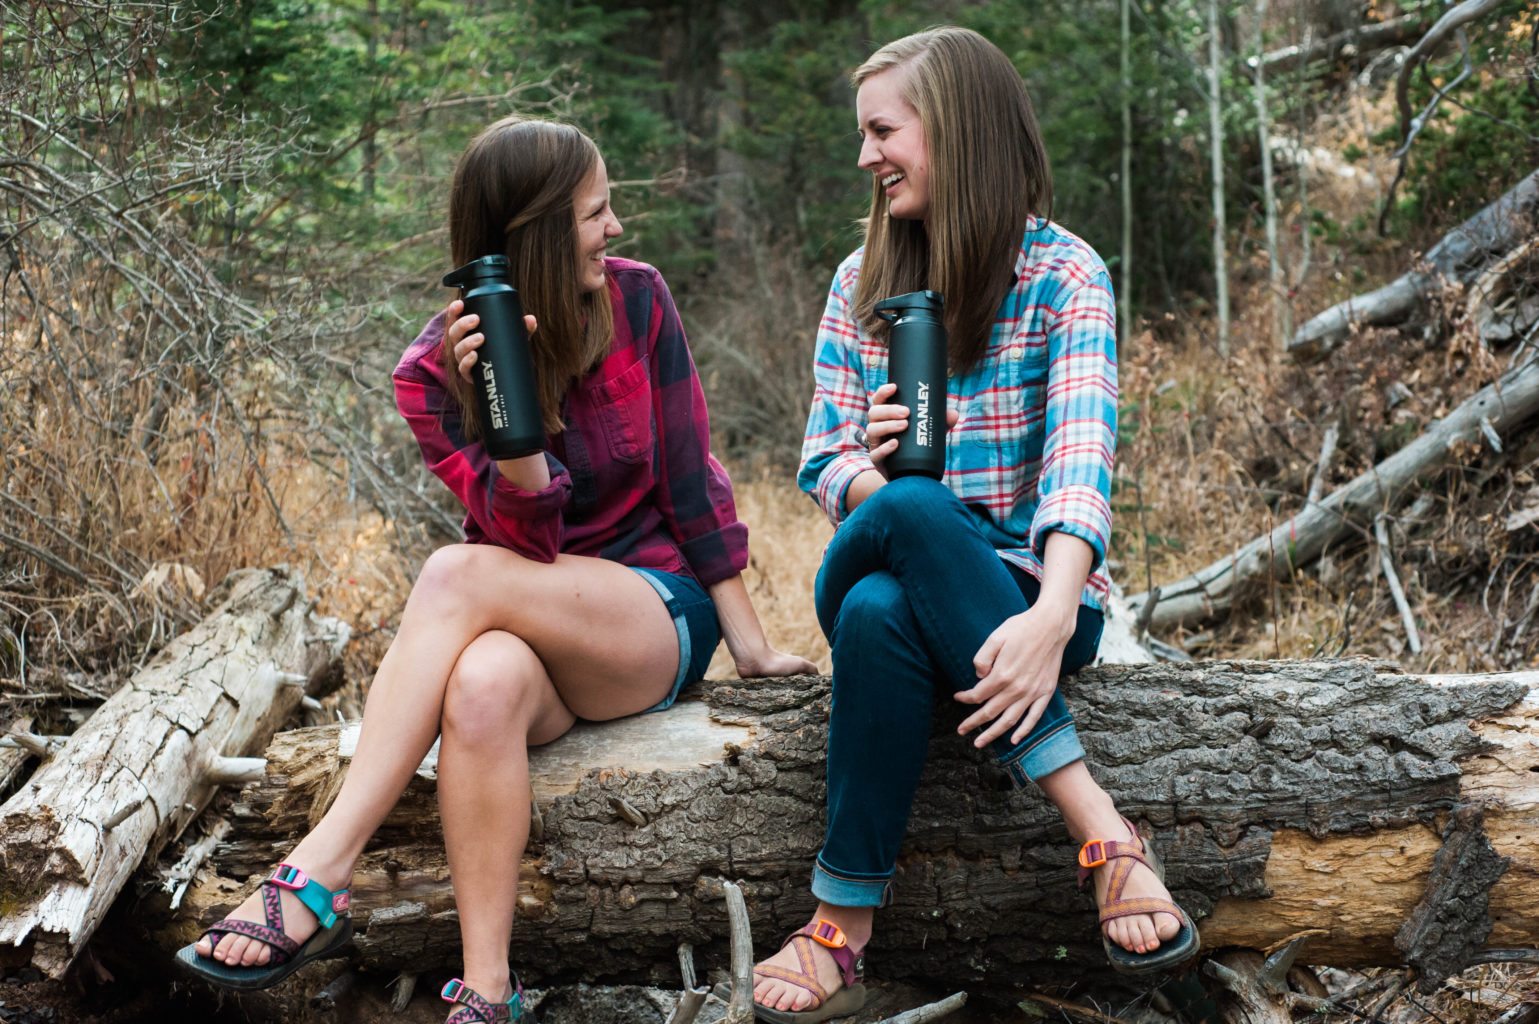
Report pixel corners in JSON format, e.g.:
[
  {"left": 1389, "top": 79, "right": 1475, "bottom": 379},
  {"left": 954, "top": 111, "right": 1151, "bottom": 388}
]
[
  {"left": 442, "top": 255, "right": 544, "bottom": 459},
  {"left": 875, "top": 289, "right": 947, "bottom": 480}
]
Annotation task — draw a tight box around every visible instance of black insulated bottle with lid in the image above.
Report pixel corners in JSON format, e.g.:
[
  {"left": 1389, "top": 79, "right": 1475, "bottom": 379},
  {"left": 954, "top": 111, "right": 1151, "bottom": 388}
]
[
  {"left": 875, "top": 289, "right": 947, "bottom": 479},
  {"left": 442, "top": 255, "right": 544, "bottom": 459}
]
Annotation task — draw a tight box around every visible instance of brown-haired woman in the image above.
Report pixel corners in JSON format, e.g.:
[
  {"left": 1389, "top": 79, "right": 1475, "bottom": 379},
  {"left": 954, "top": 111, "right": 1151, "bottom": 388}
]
[
  {"left": 758, "top": 27, "right": 1199, "bottom": 1022},
  {"left": 176, "top": 116, "right": 814, "bottom": 1024}
]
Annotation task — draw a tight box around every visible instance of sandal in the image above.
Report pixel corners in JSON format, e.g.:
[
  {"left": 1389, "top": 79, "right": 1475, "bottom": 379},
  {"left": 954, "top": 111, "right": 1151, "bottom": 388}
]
[
  {"left": 751, "top": 918, "right": 868, "bottom": 1023},
  {"left": 1077, "top": 819, "right": 1201, "bottom": 974},
  {"left": 441, "top": 976, "right": 526, "bottom": 1023},
  {"left": 174, "top": 863, "right": 354, "bottom": 990}
]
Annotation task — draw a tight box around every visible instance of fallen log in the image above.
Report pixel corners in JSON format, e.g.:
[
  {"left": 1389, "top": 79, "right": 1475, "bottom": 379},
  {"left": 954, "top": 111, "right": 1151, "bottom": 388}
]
[
  {"left": 1247, "top": 14, "right": 1425, "bottom": 77},
  {"left": 0, "top": 567, "right": 349, "bottom": 977},
  {"left": 161, "top": 660, "right": 1539, "bottom": 992},
  {"left": 1289, "top": 169, "right": 1539, "bottom": 363},
  {"left": 1125, "top": 353, "right": 1539, "bottom": 633}
]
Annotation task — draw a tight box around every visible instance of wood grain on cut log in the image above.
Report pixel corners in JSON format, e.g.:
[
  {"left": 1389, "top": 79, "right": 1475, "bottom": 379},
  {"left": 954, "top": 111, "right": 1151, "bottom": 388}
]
[
  {"left": 1126, "top": 354, "right": 1539, "bottom": 632},
  {"left": 165, "top": 661, "right": 1539, "bottom": 991},
  {"left": 1289, "top": 169, "right": 1539, "bottom": 362},
  {"left": 0, "top": 568, "right": 349, "bottom": 977}
]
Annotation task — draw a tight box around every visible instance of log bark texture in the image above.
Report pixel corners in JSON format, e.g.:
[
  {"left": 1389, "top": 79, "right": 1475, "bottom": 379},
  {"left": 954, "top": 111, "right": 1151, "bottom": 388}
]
[
  {"left": 165, "top": 660, "right": 1539, "bottom": 991},
  {"left": 1289, "top": 169, "right": 1539, "bottom": 362},
  {"left": 1126, "top": 353, "right": 1539, "bottom": 632},
  {"left": 0, "top": 567, "right": 348, "bottom": 977}
]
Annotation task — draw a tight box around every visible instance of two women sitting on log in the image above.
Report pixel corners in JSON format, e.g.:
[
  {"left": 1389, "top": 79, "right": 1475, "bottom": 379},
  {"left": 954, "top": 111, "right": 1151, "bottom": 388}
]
[
  {"left": 176, "top": 116, "right": 814, "bottom": 1021},
  {"left": 748, "top": 27, "right": 1199, "bottom": 1023},
  {"left": 175, "top": 23, "right": 1202, "bottom": 1024}
]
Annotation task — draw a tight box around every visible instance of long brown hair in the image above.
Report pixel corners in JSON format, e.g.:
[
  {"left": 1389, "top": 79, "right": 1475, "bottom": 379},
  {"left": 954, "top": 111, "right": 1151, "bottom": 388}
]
[
  {"left": 851, "top": 27, "right": 1053, "bottom": 373},
  {"left": 444, "top": 116, "right": 614, "bottom": 436}
]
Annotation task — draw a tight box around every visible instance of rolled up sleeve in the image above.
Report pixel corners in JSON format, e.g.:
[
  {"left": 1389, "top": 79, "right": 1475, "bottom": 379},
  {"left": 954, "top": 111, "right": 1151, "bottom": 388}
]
[
  {"left": 1029, "top": 272, "right": 1117, "bottom": 569},
  {"left": 797, "top": 268, "right": 876, "bottom": 526}
]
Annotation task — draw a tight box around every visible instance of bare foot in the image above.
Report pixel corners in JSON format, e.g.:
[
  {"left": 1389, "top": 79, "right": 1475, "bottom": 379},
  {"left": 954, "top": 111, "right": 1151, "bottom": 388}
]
[
  {"left": 194, "top": 861, "right": 349, "bottom": 968},
  {"left": 752, "top": 923, "right": 863, "bottom": 1014},
  {"left": 1086, "top": 822, "right": 1182, "bottom": 956}
]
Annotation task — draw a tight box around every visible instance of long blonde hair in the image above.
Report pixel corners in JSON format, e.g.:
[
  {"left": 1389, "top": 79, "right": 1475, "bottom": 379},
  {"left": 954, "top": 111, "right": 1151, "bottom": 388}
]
[
  {"left": 444, "top": 116, "right": 614, "bottom": 436},
  {"left": 851, "top": 27, "right": 1053, "bottom": 373}
]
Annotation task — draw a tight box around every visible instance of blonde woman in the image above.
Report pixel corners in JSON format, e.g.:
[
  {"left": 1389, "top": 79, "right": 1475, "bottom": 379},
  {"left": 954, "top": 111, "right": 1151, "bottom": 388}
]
[
  {"left": 177, "top": 117, "right": 814, "bottom": 1024},
  {"left": 754, "top": 27, "right": 1198, "bottom": 1022}
]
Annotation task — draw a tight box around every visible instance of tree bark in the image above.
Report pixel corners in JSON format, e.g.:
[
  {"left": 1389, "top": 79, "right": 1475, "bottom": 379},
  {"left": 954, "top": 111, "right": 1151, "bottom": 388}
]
[
  {"left": 162, "top": 661, "right": 1539, "bottom": 991},
  {"left": 1126, "top": 352, "right": 1539, "bottom": 632},
  {"left": 1289, "top": 169, "right": 1539, "bottom": 363},
  {"left": 0, "top": 567, "right": 349, "bottom": 977}
]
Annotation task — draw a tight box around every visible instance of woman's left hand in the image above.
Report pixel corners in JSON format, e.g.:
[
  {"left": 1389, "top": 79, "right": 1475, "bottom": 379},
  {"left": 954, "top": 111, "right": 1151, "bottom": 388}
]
[
  {"left": 954, "top": 604, "right": 1076, "bottom": 748},
  {"left": 734, "top": 646, "right": 818, "bottom": 679}
]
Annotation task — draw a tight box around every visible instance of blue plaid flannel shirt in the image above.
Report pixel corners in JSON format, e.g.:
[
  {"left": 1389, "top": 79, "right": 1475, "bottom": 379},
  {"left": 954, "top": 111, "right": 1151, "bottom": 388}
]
[{"left": 798, "top": 218, "right": 1118, "bottom": 610}]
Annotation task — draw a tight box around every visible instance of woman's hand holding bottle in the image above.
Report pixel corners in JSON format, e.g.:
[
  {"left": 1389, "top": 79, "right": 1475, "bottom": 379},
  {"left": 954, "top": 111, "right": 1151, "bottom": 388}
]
[
  {"left": 863, "top": 382, "right": 959, "bottom": 480},
  {"left": 445, "top": 298, "right": 547, "bottom": 489}
]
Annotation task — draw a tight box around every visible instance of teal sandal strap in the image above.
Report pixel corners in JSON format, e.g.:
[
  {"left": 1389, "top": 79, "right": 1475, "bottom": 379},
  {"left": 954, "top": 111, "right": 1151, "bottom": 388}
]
[{"left": 267, "top": 863, "right": 351, "bottom": 930}]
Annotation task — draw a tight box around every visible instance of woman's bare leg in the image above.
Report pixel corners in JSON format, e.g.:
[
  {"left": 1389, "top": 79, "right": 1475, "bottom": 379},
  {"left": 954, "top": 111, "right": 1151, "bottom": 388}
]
[
  {"left": 436, "top": 630, "right": 574, "bottom": 1001},
  {"left": 200, "top": 544, "right": 680, "bottom": 966}
]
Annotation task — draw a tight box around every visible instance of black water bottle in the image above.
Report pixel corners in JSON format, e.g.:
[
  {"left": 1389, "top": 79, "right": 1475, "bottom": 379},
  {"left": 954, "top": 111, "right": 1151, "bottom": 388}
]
[
  {"left": 875, "top": 289, "right": 947, "bottom": 479},
  {"left": 442, "top": 255, "right": 544, "bottom": 459}
]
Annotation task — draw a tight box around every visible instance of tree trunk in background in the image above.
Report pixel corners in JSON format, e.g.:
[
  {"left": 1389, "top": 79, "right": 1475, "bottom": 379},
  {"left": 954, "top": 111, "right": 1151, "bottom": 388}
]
[
  {"left": 162, "top": 662, "right": 1539, "bottom": 992},
  {"left": 1254, "top": 0, "right": 1289, "bottom": 347},
  {"left": 1119, "top": 0, "right": 1133, "bottom": 348},
  {"left": 1208, "top": 0, "right": 1230, "bottom": 358}
]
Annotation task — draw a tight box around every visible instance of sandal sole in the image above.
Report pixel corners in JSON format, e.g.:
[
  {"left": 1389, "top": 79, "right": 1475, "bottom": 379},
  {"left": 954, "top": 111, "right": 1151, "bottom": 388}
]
[
  {"left": 174, "top": 916, "right": 353, "bottom": 991},
  {"left": 755, "top": 984, "right": 868, "bottom": 1024}
]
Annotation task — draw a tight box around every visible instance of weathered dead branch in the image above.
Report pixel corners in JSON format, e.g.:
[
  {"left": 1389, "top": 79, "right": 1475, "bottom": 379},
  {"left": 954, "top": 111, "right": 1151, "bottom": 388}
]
[
  {"left": 0, "top": 568, "right": 348, "bottom": 978},
  {"left": 1246, "top": 14, "right": 1425, "bottom": 77},
  {"left": 1126, "top": 353, "right": 1539, "bottom": 632},
  {"left": 1290, "top": 169, "right": 1539, "bottom": 362}
]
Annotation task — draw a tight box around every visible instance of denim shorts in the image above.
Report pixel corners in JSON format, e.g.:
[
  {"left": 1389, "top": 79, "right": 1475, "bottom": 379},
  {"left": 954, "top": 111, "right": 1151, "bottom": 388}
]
[{"left": 630, "top": 567, "right": 720, "bottom": 712}]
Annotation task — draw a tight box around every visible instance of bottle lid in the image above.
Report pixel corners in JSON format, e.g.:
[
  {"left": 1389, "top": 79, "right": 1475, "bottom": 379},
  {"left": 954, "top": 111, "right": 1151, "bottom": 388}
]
[
  {"left": 874, "top": 289, "right": 944, "bottom": 324},
  {"left": 442, "top": 255, "right": 510, "bottom": 289}
]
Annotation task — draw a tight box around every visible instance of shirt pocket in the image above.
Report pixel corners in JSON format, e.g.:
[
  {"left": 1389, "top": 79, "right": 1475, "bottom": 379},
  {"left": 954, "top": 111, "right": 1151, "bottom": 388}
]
[
  {"left": 970, "top": 379, "right": 1028, "bottom": 448},
  {"left": 593, "top": 358, "right": 652, "bottom": 465}
]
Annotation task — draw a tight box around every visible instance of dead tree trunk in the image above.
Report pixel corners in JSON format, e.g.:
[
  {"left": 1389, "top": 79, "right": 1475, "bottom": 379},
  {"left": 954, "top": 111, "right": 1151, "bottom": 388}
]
[
  {"left": 1125, "top": 353, "right": 1539, "bottom": 632},
  {"left": 1289, "top": 169, "right": 1539, "bottom": 362},
  {"left": 0, "top": 567, "right": 348, "bottom": 977},
  {"left": 161, "top": 661, "right": 1539, "bottom": 992}
]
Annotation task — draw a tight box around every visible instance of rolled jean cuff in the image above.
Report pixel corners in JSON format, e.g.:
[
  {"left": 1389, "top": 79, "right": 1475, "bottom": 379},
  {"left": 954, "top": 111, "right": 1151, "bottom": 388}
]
[
  {"left": 998, "top": 720, "right": 1085, "bottom": 788},
  {"left": 811, "top": 860, "right": 891, "bottom": 908}
]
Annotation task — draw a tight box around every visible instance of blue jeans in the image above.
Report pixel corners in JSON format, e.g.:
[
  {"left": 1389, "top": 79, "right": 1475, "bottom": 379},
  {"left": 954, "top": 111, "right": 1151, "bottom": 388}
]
[{"left": 811, "top": 476, "right": 1104, "bottom": 907}]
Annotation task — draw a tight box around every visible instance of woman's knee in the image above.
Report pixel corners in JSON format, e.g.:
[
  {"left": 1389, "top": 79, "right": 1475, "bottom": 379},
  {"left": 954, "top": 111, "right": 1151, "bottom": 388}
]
[
  {"left": 441, "top": 633, "right": 548, "bottom": 745},
  {"left": 409, "top": 544, "right": 519, "bottom": 618},
  {"left": 856, "top": 475, "right": 957, "bottom": 536},
  {"left": 831, "top": 572, "right": 914, "bottom": 653}
]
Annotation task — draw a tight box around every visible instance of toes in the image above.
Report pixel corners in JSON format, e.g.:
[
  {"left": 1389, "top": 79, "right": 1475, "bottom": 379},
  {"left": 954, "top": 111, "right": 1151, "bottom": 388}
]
[
  {"left": 1135, "top": 916, "right": 1159, "bottom": 953},
  {"left": 212, "top": 933, "right": 239, "bottom": 963},
  {"left": 194, "top": 936, "right": 212, "bottom": 958},
  {"left": 1156, "top": 910, "right": 1182, "bottom": 942}
]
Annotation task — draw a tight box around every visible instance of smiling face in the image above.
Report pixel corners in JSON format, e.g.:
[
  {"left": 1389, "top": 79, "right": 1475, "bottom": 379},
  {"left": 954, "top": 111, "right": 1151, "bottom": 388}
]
[
  {"left": 856, "top": 68, "right": 930, "bottom": 221},
  {"left": 573, "top": 157, "right": 623, "bottom": 293}
]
